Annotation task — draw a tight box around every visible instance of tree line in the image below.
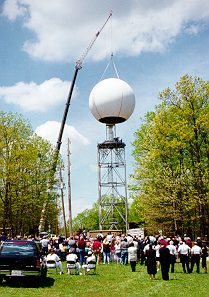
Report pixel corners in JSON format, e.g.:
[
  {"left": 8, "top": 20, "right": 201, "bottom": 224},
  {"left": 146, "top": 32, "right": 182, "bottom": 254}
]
[
  {"left": 131, "top": 75, "right": 209, "bottom": 238},
  {"left": 0, "top": 112, "right": 59, "bottom": 236}
]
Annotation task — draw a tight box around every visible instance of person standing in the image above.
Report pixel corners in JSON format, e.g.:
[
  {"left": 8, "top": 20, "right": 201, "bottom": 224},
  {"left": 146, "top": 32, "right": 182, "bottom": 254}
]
[
  {"left": 167, "top": 240, "right": 177, "bottom": 273},
  {"left": 120, "top": 238, "right": 129, "bottom": 265},
  {"left": 0, "top": 232, "right": 7, "bottom": 242},
  {"left": 40, "top": 235, "right": 49, "bottom": 255},
  {"left": 67, "top": 236, "right": 77, "bottom": 253},
  {"left": 114, "top": 240, "right": 121, "bottom": 264},
  {"left": 154, "top": 241, "right": 161, "bottom": 272},
  {"left": 190, "top": 242, "right": 202, "bottom": 273},
  {"left": 201, "top": 243, "right": 208, "bottom": 273},
  {"left": 196, "top": 237, "right": 203, "bottom": 248},
  {"left": 77, "top": 236, "right": 86, "bottom": 265},
  {"left": 92, "top": 237, "right": 102, "bottom": 264},
  {"left": 102, "top": 237, "right": 111, "bottom": 264},
  {"left": 159, "top": 242, "right": 170, "bottom": 281},
  {"left": 128, "top": 242, "right": 138, "bottom": 272},
  {"left": 140, "top": 239, "right": 147, "bottom": 265},
  {"left": 145, "top": 244, "right": 157, "bottom": 280},
  {"left": 178, "top": 240, "right": 191, "bottom": 273}
]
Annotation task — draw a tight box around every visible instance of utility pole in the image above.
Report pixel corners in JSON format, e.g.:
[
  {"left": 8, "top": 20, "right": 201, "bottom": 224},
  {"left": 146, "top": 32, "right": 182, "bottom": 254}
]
[
  {"left": 67, "top": 138, "right": 73, "bottom": 236},
  {"left": 56, "top": 193, "right": 59, "bottom": 236},
  {"left": 60, "top": 169, "right": 67, "bottom": 239}
]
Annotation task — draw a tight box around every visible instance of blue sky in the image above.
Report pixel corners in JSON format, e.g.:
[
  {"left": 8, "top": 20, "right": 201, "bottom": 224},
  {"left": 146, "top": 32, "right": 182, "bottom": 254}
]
[{"left": 1, "top": 0, "right": 209, "bottom": 220}]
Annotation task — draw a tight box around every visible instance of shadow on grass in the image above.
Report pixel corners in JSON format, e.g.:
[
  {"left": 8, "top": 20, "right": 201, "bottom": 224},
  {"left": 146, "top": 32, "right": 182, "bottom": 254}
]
[{"left": 0, "top": 276, "right": 55, "bottom": 288}]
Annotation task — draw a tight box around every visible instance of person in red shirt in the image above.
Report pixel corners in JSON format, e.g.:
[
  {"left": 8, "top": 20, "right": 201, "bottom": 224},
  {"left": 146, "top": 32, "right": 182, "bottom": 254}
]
[
  {"left": 92, "top": 238, "right": 102, "bottom": 264},
  {"left": 77, "top": 236, "right": 86, "bottom": 265},
  {"left": 185, "top": 238, "right": 192, "bottom": 248}
]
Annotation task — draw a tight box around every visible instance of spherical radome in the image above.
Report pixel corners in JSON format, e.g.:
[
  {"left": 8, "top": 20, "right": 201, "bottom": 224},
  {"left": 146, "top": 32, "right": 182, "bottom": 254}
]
[{"left": 89, "top": 78, "right": 135, "bottom": 124}]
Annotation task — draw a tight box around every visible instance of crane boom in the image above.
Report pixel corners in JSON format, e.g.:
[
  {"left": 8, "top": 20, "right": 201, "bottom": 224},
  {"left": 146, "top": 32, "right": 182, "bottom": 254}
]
[
  {"left": 76, "top": 11, "right": 112, "bottom": 69},
  {"left": 56, "top": 11, "right": 112, "bottom": 155},
  {"left": 39, "top": 12, "right": 112, "bottom": 233}
]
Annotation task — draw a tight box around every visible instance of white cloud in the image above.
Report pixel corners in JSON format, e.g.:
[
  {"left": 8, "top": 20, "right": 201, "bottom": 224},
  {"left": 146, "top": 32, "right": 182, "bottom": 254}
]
[
  {"left": 2, "top": 0, "right": 209, "bottom": 62},
  {"left": 2, "top": 0, "right": 27, "bottom": 21},
  {"left": 0, "top": 78, "right": 77, "bottom": 112},
  {"left": 184, "top": 23, "right": 203, "bottom": 35},
  {"left": 35, "top": 120, "right": 89, "bottom": 154}
]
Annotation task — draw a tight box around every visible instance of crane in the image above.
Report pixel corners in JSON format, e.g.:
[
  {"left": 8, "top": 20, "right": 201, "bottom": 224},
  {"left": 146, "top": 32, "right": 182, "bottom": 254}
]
[
  {"left": 56, "top": 11, "right": 112, "bottom": 155},
  {"left": 38, "top": 11, "right": 112, "bottom": 233}
]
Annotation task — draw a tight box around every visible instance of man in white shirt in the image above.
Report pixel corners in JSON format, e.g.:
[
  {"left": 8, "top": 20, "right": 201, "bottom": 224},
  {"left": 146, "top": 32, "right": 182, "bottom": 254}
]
[
  {"left": 66, "top": 249, "right": 81, "bottom": 275},
  {"left": 190, "top": 242, "right": 202, "bottom": 273},
  {"left": 82, "top": 251, "right": 96, "bottom": 274},
  {"left": 46, "top": 249, "right": 63, "bottom": 275},
  {"left": 106, "top": 232, "right": 113, "bottom": 243},
  {"left": 40, "top": 236, "right": 49, "bottom": 255},
  {"left": 167, "top": 240, "right": 177, "bottom": 273},
  {"left": 178, "top": 241, "right": 191, "bottom": 273}
]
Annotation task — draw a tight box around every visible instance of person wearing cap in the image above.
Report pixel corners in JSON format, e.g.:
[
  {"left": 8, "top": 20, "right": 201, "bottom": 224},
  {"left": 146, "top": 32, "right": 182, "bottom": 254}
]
[
  {"left": 40, "top": 235, "right": 49, "bottom": 255},
  {"left": 178, "top": 240, "right": 191, "bottom": 273},
  {"left": 190, "top": 242, "right": 202, "bottom": 273},
  {"left": 46, "top": 248, "right": 64, "bottom": 275}
]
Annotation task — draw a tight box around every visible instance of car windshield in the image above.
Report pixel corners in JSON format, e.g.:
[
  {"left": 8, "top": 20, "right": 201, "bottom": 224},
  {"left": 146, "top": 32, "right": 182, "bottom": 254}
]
[{"left": 0, "top": 242, "right": 35, "bottom": 256}]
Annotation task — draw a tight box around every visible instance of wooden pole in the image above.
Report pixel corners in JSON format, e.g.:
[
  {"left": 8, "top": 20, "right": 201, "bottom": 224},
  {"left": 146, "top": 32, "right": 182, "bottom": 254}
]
[
  {"left": 60, "top": 169, "right": 67, "bottom": 239},
  {"left": 67, "top": 138, "right": 73, "bottom": 236},
  {"left": 56, "top": 193, "right": 59, "bottom": 236}
]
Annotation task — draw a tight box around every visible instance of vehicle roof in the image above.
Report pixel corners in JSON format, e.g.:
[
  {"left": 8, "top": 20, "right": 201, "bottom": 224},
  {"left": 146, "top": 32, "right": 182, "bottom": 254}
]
[{"left": 3, "top": 240, "right": 36, "bottom": 244}]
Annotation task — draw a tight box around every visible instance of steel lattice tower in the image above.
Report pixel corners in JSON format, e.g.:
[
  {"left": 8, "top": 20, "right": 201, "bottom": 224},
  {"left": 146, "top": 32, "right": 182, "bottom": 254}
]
[{"left": 97, "top": 125, "right": 128, "bottom": 232}]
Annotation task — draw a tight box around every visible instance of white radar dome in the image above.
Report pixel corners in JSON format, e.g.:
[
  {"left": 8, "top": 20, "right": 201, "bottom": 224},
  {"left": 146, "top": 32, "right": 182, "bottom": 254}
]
[{"left": 89, "top": 78, "right": 135, "bottom": 124}]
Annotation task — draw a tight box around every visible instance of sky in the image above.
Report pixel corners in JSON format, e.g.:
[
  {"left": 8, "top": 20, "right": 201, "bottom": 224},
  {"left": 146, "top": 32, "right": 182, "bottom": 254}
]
[{"left": 1, "top": 0, "right": 209, "bottom": 222}]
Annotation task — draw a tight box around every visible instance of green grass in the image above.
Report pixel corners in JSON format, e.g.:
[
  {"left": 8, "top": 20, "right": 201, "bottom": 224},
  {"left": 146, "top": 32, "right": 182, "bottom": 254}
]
[{"left": 0, "top": 261, "right": 208, "bottom": 297}]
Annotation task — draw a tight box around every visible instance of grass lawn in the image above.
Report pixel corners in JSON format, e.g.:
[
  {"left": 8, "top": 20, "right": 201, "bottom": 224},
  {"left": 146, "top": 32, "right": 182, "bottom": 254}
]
[{"left": 0, "top": 261, "right": 208, "bottom": 297}]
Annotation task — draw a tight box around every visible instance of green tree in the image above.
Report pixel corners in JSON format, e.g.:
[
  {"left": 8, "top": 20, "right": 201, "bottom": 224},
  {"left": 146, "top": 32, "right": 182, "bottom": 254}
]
[
  {"left": 72, "top": 195, "right": 128, "bottom": 233},
  {"left": 0, "top": 112, "right": 58, "bottom": 236},
  {"left": 131, "top": 75, "right": 209, "bottom": 238},
  {"left": 72, "top": 201, "right": 99, "bottom": 232}
]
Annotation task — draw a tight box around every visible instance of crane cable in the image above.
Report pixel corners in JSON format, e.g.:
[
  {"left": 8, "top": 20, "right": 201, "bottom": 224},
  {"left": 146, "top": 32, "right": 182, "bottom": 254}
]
[
  {"left": 100, "top": 12, "right": 120, "bottom": 80},
  {"left": 100, "top": 53, "right": 120, "bottom": 80}
]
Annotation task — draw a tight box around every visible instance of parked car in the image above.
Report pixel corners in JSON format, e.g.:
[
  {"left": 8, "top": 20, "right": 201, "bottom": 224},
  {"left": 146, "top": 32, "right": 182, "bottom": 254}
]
[{"left": 0, "top": 239, "right": 47, "bottom": 285}]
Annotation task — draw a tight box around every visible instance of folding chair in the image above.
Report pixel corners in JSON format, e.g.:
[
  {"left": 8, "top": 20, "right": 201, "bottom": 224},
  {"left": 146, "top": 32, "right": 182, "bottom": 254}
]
[
  {"left": 46, "top": 260, "right": 58, "bottom": 274},
  {"left": 85, "top": 261, "right": 96, "bottom": 275},
  {"left": 67, "top": 260, "right": 78, "bottom": 275}
]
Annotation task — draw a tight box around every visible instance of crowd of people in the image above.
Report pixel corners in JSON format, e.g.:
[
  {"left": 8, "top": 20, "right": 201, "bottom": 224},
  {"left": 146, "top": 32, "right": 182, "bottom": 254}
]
[
  {"left": 38, "top": 232, "right": 208, "bottom": 280},
  {"left": 1, "top": 231, "right": 208, "bottom": 280}
]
